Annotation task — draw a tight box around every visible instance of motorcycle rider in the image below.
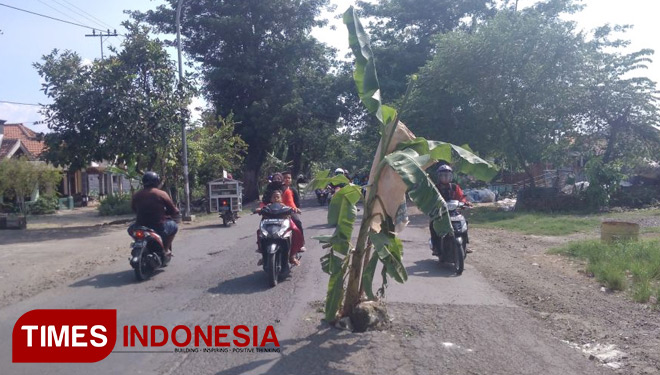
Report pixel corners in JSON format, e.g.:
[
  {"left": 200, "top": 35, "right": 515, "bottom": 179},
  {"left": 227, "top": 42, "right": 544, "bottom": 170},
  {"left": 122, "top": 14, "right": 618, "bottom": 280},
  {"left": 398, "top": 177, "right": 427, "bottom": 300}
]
[
  {"left": 131, "top": 172, "right": 180, "bottom": 255},
  {"left": 429, "top": 164, "right": 472, "bottom": 255},
  {"left": 282, "top": 171, "right": 305, "bottom": 246},
  {"left": 262, "top": 172, "right": 285, "bottom": 205},
  {"left": 256, "top": 190, "right": 304, "bottom": 266}
]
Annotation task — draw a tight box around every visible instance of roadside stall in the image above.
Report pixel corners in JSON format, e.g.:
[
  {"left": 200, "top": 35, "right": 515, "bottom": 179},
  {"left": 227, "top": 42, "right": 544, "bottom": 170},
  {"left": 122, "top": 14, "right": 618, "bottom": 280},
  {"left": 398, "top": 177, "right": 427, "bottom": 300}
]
[{"left": 208, "top": 178, "right": 242, "bottom": 226}]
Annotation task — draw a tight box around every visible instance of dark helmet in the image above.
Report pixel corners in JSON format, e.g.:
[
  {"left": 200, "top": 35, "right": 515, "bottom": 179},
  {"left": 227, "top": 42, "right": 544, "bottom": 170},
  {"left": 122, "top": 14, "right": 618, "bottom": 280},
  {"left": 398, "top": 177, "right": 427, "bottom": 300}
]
[
  {"left": 436, "top": 164, "right": 453, "bottom": 184},
  {"left": 142, "top": 171, "right": 160, "bottom": 188}
]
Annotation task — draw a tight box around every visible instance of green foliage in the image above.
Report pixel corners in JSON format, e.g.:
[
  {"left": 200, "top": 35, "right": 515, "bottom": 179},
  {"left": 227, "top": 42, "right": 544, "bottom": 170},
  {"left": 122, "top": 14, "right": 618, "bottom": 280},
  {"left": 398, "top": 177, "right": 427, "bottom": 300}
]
[
  {"left": 315, "top": 8, "right": 498, "bottom": 322},
  {"left": 469, "top": 206, "right": 599, "bottom": 236},
  {"left": 383, "top": 148, "right": 452, "bottom": 236},
  {"left": 35, "top": 21, "right": 192, "bottom": 175},
  {"left": 315, "top": 183, "right": 361, "bottom": 321},
  {"left": 28, "top": 195, "right": 59, "bottom": 215},
  {"left": 357, "top": 0, "right": 497, "bottom": 102},
  {"left": 188, "top": 113, "right": 248, "bottom": 188},
  {"left": 98, "top": 194, "right": 133, "bottom": 216},
  {"left": 407, "top": 6, "right": 587, "bottom": 173},
  {"left": 0, "top": 158, "right": 62, "bottom": 214},
  {"left": 552, "top": 239, "right": 660, "bottom": 297},
  {"left": 583, "top": 157, "right": 623, "bottom": 208},
  {"left": 135, "top": 0, "right": 339, "bottom": 200},
  {"left": 343, "top": 6, "right": 397, "bottom": 127}
]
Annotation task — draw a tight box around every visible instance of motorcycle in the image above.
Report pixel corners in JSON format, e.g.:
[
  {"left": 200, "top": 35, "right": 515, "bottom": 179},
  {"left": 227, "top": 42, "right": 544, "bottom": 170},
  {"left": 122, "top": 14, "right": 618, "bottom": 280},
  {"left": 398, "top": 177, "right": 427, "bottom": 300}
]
[
  {"left": 315, "top": 188, "right": 330, "bottom": 206},
  {"left": 429, "top": 200, "right": 469, "bottom": 275},
  {"left": 256, "top": 205, "right": 299, "bottom": 287},
  {"left": 217, "top": 197, "right": 239, "bottom": 227},
  {"left": 127, "top": 225, "right": 172, "bottom": 281}
]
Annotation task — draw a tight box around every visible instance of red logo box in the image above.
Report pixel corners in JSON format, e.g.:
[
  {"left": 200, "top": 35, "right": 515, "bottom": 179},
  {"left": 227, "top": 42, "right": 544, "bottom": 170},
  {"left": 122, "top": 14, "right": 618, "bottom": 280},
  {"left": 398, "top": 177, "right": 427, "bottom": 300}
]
[{"left": 13, "top": 309, "right": 117, "bottom": 363}]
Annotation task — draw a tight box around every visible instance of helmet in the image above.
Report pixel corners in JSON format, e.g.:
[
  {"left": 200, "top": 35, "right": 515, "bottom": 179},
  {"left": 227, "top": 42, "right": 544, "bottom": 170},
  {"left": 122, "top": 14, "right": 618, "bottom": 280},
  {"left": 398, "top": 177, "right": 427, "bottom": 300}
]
[
  {"left": 436, "top": 164, "right": 453, "bottom": 184},
  {"left": 334, "top": 168, "right": 344, "bottom": 175},
  {"left": 142, "top": 171, "right": 160, "bottom": 188}
]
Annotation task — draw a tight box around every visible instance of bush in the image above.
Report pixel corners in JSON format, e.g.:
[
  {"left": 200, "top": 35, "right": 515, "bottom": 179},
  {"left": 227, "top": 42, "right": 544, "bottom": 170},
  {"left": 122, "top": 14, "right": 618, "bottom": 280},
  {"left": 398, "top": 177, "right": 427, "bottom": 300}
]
[
  {"left": 28, "top": 195, "right": 59, "bottom": 215},
  {"left": 610, "top": 186, "right": 660, "bottom": 208},
  {"left": 98, "top": 194, "right": 132, "bottom": 216},
  {"left": 583, "top": 158, "right": 623, "bottom": 208}
]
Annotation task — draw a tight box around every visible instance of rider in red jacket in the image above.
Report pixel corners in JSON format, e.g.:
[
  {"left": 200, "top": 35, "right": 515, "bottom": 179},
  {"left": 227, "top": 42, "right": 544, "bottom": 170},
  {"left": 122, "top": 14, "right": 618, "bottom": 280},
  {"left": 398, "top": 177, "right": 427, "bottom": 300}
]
[
  {"left": 431, "top": 164, "right": 472, "bottom": 254},
  {"left": 435, "top": 164, "right": 469, "bottom": 204}
]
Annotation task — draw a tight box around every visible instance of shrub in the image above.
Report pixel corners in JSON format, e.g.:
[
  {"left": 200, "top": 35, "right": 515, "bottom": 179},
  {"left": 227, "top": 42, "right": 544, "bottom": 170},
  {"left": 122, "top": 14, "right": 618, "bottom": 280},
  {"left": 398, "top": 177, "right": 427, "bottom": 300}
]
[
  {"left": 583, "top": 158, "right": 623, "bottom": 208},
  {"left": 98, "top": 194, "right": 132, "bottom": 216},
  {"left": 28, "top": 195, "right": 59, "bottom": 215}
]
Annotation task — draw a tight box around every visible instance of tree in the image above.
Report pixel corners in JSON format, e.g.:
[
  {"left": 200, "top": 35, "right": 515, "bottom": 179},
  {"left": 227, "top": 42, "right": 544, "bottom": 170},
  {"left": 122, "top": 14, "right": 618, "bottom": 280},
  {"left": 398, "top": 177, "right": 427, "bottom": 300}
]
[
  {"left": 313, "top": 8, "right": 497, "bottom": 326},
  {"left": 405, "top": 1, "right": 588, "bottom": 182},
  {"left": 578, "top": 24, "right": 660, "bottom": 167},
  {"left": 35, "top": 22, "right": 193, "bottom": 177},
  {"left": 188, "top": 113, "right": 248, "bottom": 194},
  {"left": 358, "top": 0, "right": 497, "bottom": 102},
  {"left": 133, "top": 0, "right": 338, "bottom": 201},
  {"left": 0, "top": 158, "right": 62, "bottom": 214}
]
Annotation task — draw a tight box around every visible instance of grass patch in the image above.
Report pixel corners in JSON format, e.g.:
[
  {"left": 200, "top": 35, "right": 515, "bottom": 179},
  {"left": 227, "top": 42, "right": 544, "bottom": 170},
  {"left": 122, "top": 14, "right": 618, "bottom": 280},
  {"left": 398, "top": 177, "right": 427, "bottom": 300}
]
[
  {"left": 468, "top": 207, "right": 600, "bottom": 236},
  {"left": 551, "top": 239, "right": 660, "bottom": 302}
]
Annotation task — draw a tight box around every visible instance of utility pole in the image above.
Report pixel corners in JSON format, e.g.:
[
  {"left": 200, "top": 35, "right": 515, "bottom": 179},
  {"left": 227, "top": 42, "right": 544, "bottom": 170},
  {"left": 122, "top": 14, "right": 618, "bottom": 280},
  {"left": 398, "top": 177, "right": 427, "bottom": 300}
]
[
  {"left": 85, "top": 29, "right": 118, "bottom": 59},
  {"left": 176, "top": 0, "right": 192, "bottom": 221}
]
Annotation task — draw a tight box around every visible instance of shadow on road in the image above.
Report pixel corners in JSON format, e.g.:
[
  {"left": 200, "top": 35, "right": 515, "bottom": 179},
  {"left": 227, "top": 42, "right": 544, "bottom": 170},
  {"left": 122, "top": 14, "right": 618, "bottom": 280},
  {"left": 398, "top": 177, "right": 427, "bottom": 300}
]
[
  {"left": 207, "top": 271, "right": 273, "bottom": 295},
  {"left": 215, "top": 325, "right": 367, "bottom": 375},
  {"left": 69, "top": 269, "right": 140, "bottom": 288},
  {"left": 0, "top": 225, "right": 123, "bottom": 246},
  {"left": 407, "top": 258, "right": 462, "bottom": 278},
  {"left": 185, "top": 223, "right": 227, "bottom": 231}
]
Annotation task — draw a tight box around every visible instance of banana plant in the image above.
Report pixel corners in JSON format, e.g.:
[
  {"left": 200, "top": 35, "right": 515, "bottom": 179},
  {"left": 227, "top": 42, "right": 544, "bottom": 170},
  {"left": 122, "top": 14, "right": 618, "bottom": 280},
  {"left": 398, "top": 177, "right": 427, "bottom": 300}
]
[{"left": 313, "top": 7, "right": 498, "bottom": 323}]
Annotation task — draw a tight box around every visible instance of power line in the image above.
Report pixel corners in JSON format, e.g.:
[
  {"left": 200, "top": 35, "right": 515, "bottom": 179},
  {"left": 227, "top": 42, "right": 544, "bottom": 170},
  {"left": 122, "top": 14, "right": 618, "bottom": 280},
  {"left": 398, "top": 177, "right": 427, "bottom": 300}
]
[
  {"left": 0, "top": 2, "right": 105, "bottom": 32},
  {"left": 58, "top": 0, "right": 114, "bottom": 30},
  {"left": 0, "top": 100, "right": 43, "bottom": 107},
  {"left": 37, "top": 0, "right": 86, "bottom": 27}
]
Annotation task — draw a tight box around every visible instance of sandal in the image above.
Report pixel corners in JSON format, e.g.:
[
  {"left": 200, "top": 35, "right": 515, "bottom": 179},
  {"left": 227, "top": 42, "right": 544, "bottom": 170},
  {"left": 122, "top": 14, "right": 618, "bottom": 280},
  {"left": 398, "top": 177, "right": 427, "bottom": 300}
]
[
  {"left": 257, "top": 258, "right": 264, "bottom": 266},
  {"left": 289, "top": 257, "right": 301, "bottom": 266}
]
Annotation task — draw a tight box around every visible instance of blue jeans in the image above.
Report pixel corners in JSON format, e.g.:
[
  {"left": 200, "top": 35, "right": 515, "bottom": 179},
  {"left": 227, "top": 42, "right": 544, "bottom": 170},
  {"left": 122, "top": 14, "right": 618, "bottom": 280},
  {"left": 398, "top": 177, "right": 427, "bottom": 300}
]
[{"left": 129, "top": 219, "right": 178, "bottom": 239}]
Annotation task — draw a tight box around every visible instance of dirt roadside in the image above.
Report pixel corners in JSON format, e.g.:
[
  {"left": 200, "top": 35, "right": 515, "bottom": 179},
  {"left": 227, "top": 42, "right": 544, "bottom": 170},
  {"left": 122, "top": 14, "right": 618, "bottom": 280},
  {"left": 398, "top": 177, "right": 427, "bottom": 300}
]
[{"left": 468, "top": 227, "right": 660, "bottom": 374}]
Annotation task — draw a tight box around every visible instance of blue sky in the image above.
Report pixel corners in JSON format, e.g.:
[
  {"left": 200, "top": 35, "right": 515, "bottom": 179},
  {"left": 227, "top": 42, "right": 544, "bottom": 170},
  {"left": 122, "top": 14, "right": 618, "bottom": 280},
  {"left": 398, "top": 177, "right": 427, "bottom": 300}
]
[{"left": 1, "top": 0, "right": 658, "bottom": 134}]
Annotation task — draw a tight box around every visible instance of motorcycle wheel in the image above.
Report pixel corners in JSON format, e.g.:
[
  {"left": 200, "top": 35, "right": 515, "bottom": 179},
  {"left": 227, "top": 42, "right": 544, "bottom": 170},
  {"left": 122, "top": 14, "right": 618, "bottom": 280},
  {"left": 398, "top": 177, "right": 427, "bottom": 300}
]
[
  {"left": 267, "top": 252, "right": 278, "bottom": 287},
  {"left": 453, "top": 238, "right": 465, "bottom": 275},
  {"left": 222, "top": 216, "right": 230, "bottom": 227},
  {"left": 134, "top": 249, "right": 153, "bottom": 281}
]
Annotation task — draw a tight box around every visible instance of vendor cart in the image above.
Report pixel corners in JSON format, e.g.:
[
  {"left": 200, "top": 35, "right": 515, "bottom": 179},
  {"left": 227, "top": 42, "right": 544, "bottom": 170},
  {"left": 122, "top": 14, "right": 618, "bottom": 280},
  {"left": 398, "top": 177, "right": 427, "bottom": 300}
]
[{"left": 208, "top": 178, "right": 243, "bottom": 227}]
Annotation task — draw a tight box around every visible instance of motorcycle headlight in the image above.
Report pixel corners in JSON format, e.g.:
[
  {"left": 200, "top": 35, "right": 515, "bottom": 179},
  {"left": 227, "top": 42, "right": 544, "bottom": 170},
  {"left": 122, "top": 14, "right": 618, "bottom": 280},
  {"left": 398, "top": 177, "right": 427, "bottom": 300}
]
[{"left": 260, "top": 228, "right": 269, "bottom": 237}]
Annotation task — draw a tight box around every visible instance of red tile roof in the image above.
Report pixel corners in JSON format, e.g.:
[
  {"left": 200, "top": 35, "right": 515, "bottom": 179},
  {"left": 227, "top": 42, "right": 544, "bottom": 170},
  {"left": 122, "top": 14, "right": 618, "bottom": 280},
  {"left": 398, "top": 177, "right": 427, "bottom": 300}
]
[{"left": 2, "top": 123, "right": 45, "bottom": 157}]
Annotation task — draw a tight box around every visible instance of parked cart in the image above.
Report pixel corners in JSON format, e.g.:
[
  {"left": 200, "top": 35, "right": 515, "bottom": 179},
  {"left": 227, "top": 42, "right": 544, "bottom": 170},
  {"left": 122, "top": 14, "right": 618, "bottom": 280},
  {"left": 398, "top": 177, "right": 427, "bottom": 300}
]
[{"left": 208, "top": 178, "right": 243, "bottom": 227}]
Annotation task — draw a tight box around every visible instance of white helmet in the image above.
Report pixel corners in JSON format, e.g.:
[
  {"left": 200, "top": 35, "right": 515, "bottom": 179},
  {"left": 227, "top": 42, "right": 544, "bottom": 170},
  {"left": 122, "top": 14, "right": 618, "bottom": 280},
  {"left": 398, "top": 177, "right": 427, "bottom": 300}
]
[{"left": 334, "top": 168, "right": 344, "bottom": 175}]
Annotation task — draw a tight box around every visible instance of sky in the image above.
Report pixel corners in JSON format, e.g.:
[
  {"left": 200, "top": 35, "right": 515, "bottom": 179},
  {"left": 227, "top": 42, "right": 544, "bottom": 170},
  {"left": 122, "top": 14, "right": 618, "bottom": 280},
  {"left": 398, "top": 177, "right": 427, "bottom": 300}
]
[{"left": 0, "top": 0, "right": 658, "bottom": 134}]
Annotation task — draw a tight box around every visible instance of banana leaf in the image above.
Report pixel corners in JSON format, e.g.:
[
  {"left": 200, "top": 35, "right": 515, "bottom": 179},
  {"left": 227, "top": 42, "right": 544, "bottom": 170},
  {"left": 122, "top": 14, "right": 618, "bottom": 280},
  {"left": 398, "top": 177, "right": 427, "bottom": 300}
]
[
  {"left": 343, "top": 6, "right": 397, "bottom": 127},
  {"left": 327, "top": 185, "right": 362, "bottom": 227},
  {"left": 384, "top": 148, "right": 453, "bottom": 237},
  {"left": 361, "top": 254, "right": 380, "bottom": 300},
  {"left": 398, "top": 138, "right": 498, "bottom": 182},
  {"left": 307, "top": 171, "right": 351, "bottom": 191},
  {"left": 324, "top": 253, "right": 351, "bottom": 322},
  {"left": 369, "top": 231, "right": 406, "bottom": 283},
  {"left": 321, "top": 252, "right": 344, "bottom": 275}
]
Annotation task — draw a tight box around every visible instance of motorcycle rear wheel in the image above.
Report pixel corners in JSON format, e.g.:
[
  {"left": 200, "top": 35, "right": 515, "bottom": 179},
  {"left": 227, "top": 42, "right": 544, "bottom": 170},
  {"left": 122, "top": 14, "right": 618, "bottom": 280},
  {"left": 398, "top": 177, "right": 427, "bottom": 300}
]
[{"left": 134, "top": 251, "right": 154, "bottom": 281}]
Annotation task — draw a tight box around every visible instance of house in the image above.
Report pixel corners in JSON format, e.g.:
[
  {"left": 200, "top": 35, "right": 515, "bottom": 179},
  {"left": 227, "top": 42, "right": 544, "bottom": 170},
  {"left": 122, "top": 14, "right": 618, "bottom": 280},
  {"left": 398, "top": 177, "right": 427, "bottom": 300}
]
[
  {"left": 0, "top": 121, "right": 45, "bottom": 160},
  {"left": 0, "top": 121, "right": 131, "bottom": 207}
]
